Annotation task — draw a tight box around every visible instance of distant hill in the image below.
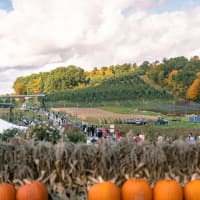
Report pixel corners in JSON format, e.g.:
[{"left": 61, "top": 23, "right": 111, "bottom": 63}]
[
  {"left": 12, "top": 56, "right": 200, "bottom": 104},
  {"left": 47, "top": 73, "right": 170, "bottom": 105}
]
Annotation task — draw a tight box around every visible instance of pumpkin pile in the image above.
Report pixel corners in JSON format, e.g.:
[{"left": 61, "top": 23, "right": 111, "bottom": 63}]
[
  {"left": 88, "top": 178, "right": 200, "bottom": 200},
  {"left": 0, "top": 181, "right": 48, "bottom": 200},
  {"left": 1, "top": 177, "right": 200, "bottom": 199}
]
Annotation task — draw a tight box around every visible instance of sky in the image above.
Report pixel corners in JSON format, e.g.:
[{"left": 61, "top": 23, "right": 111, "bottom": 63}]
[{"left": 0, "top": 0, "right": 200, "bottom": 94}]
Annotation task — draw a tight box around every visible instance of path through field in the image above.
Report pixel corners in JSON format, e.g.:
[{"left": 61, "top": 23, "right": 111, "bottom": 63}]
[{"left": 51, "top": 107, "right": 157, "bottom": 121}]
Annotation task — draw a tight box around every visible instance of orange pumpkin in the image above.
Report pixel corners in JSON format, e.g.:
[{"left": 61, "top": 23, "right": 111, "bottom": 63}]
[
  {"left": 153, "top": 179, "right": 183, "bottom": 200},
  {"left": 88, "top": 181, "right": 120, "bottom": 200},
  {"left": 16, "top": 181, "right": 48, "bottom": 200},
  {"left": 121, "top": 178, "right": 152, "bottom": 200},
  {"left": 0, "top": 183, "right": 16, "bottom": 200},
  {"left": 184, "top": 179, "right": 200, "bottom": 200}
]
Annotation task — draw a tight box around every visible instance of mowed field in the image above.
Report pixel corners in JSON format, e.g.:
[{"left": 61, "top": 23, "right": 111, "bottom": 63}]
[
  {"left": 51, "top": 107, "right": 157, "bottom": 121},
  {"left": 0, "top": 108, "right": 10, "bottom": 112}
]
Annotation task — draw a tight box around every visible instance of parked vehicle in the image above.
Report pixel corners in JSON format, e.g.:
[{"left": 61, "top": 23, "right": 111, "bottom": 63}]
[
  {"left": 189, "top": 115, "right": 200, "bottom": 122},
  {"left": 125, "top": 118, "right": 148, "bottom": 125}
]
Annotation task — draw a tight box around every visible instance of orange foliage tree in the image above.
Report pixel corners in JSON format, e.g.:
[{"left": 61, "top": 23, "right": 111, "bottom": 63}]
[
  {"left": 14, "top": 82, "right": 26, "bottom": 95},
  {"left": 167, "top": 70, "right": 178, "bottom": 83},
  {"left": 186, "top": 79, "right": 200, "bottom": 100}
]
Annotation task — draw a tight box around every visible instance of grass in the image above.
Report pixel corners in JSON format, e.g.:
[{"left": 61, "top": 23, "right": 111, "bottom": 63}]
[
  {"left": 100, "top": 112, "right": 200, "bottom": 141},
  {"left": 101, "top": 103, "right": 200, "bottom": 116},
  {"left": 46, "top": 99, "right": 174, "bottom": 108},
  {"left": 101, "top": 106, "right": 159, "bottom": 116},
  {"left": 115, "top": 122, "right": 200, "bottom": 142}
]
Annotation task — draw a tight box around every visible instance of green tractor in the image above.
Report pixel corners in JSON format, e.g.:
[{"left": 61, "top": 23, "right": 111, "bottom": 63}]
[{"left": 156, "top": 116, "right": 168, "bottom": 125}]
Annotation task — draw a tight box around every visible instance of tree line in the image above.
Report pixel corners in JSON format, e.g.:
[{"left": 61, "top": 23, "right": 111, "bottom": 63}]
[
  {"left": 12, "top": 56, "right": 200, "bottom": 103},
  {"left": 13, "top": 64, "right": 137, "bottom": 95},
  {"left": 145, "top": 56, "right": 200, "bottom": 101}
]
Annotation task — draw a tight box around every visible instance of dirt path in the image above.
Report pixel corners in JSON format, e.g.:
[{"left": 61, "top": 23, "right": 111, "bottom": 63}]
[{"left": 51, "top": 107, "right": 157, "bottom": 121}]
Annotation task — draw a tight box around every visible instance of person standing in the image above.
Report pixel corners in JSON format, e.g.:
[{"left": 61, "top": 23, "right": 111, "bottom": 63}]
[
  {"left": 133, "top": 133, "right": 142, "bottom": 143},
  {"left": 187, "top": 132, "right": 195, "bottom": 143},
  {"left": 116, "top": 130, "right": 121, "bottom": 139}
]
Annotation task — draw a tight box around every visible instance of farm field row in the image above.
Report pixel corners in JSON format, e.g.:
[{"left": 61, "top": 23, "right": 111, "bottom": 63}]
[
  {"left": 51, "top": 107, "right": 200, "bottom": 126},
  {"left": 50, "top": 107, "right": 200, "bottom": 140},
  {"left": 51, "top": 107, "right": 158, "bottom": 121}
]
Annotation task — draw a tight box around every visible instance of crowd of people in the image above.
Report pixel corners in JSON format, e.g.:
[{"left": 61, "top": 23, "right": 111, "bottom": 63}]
[
  {"left": 20, "top": 105, "right": 199, "bottom": 145},
  {"left": 20, "top": 108, "right": 69, "bottom": 129},
  {"left": 83, "top": 124, "right": 147, "bottom": 145},
  {"left": 156, "top": 132, "right": 200, "bottom": 144},
  {"left": 21, "top": 108, "right": 148, "bottom": 145},
  {"left": 82, "top": 124, "right": 122, "bottom": 144}
]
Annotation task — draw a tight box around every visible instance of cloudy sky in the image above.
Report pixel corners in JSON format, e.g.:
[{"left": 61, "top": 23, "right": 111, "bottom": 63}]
[{"left": 0, "top": 0, "right": 200, "bottom": 94}]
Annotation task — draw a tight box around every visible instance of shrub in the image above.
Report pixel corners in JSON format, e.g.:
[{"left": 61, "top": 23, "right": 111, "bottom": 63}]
[
  {"left": 30, "top": 124, "right": 60, "bottom": 143},
  {"left": 67, "top": 132, "right": 86, "bottom": 143},
  {"left": 63, "top": 126, "right": 85, "bottom": 143},
  {"left": 0, "top": 128, "right": 19, "bottom": 141}
]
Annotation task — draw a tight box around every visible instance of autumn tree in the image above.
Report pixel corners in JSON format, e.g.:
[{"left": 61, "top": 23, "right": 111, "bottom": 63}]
[
  {"left": 29, "top": 77, "right": 42, "bottom": 94},
  {"left": 167, "top": 70, "right": 178, "bottom": 85},
  {"left": 186, "top": 79, "right": 200, "bottom": 101},
  {"left": 13, "top": 77, "right": 26, "bottom": 94},
  {"left": 167, "top": 70, "right": 180, "bottom": 95}
]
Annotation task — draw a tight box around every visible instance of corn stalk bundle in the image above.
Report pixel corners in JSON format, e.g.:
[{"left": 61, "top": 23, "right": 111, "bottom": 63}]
[{"left": 0, "top": 138, "right": 200, "bottom": 199}]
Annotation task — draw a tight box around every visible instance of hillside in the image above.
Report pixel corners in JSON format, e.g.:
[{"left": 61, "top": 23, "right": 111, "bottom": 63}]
[
  {"left": 144, "top": 56, "right": 200, "bottom": 102},
  {"left": 46, "top": 73, "right": 171, "bottom": 106},
  {"left": 12, "top": 56, "right": 200, "bottom": 105}
]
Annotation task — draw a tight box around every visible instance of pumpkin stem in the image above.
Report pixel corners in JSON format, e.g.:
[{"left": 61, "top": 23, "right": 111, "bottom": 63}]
[
  {"left": 110, "top": 175, "right": 118, "bottom": 184},
  {"left": 164, "top": 172, "right": 171, "bottom": 180},
  {"left": 88, "top": 176, "right": 99, "bottom": 184},
  {"left": 97, "top": 176, "right": 104, "bottom": 183},
  {"left": 124, "top": 174, "right": 130, "bottom": 180},
  {"left": 175, "top": 176, "right": 180, "bottom": 184},
  {"left": 191, "top": 173, "right": 200, "bottom": 180},
  {"left": 135, "top": 174, "right": 141, "bottom": 179},
  {"left": 13, "top": 178, "right": 24, "bottom": 187},
  {"left": 23, "top": 179, "right": 32, "bottom": 184}
]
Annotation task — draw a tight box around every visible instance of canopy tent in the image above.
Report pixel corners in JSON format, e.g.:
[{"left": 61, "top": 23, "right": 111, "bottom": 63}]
[{"left": 0, "top": 119, "right": 28, "bottom": 134}]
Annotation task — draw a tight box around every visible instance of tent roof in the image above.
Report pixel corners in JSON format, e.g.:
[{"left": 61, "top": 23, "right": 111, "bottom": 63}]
[{"left": 0, "top": 119, "right": 28, "bottom": 133}]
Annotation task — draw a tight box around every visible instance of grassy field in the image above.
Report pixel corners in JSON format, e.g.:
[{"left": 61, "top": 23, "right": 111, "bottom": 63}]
[
  {"left": 101, "top": 105, "right": 200, "bottom": 139},
  {"left": 47, "top": 98, "right": 200, "bottom": 115},
  {"left": 99, "top": 103, "right": 200, "bottom": 127},
  {"left": 1, "top": 98, "right": 200, "bottom": 142},
  {"left": 101, "top": 106, "right": 162, "bottom": 116},
  {"left": 51, "top": 105, "right": 200, "bottom": 142}
]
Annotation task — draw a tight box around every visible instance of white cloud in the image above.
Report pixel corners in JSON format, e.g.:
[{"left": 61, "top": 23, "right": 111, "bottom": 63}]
[{"left": 0, "top": 0, "right": 200, "bottom": 94}]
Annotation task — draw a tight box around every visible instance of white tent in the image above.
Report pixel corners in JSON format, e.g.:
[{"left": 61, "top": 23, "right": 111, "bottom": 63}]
[{"left": 0, "top": 119, "right": 28, "bottom": 134}]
